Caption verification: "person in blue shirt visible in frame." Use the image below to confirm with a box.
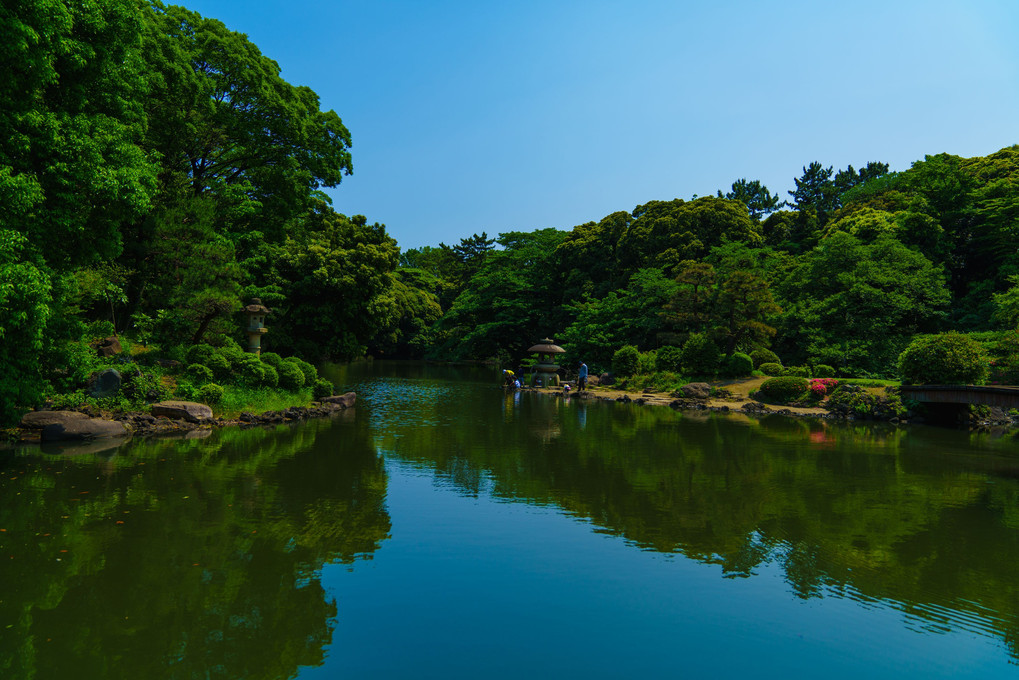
[578,362,588,391]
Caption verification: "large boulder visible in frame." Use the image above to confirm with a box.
[21,410,129,441]
[89,368,123,398]
[322,392,356,408]
[680,382,712,400]
[95,336,123,358]
[151,401,214,423]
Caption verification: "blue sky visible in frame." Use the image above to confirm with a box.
[181,0,1019,249]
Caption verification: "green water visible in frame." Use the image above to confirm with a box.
[3,362,1019,678]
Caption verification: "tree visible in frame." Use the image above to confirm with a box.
[778,232,950,374]
[720,178,781,220]
[992,275,1019,329]
[713,270,781,355]
[556,211,631,300]
[788,162,837,225]
[898,333,988,385]
[140,3,353,236]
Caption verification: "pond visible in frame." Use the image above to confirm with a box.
[2,361,1019,678]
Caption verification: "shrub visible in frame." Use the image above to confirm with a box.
[184,363,214,385]
[808,378,839,398]
[898,333,989,385]
[197,383,224,404]
[284,356,318,384]
[680,333,720,376]
[312,378,334,400]
[612,345,640,377]
[812,364,836,378]
[121,370,167,402]
[204,353,232,380]
[260,352,283,369]
[235,354,269,387]
[784,365,810,378]
[185,344,217,367]
[217,344,246,368]
[990,332,1019,384]
[637,350,657,375]
[750,348,780,368]
[724,352,753,377]
[759,362,784,376]
[277,361,306,391]
[759,376,809,403]
[655,345,683,372]
[259,364,279,388]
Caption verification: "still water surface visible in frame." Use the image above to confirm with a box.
[3,362,1019,678]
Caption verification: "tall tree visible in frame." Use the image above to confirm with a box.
[720,178,781,220]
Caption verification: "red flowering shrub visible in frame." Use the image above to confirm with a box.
[808,378,839,398]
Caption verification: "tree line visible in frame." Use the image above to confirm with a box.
[3,1,1019,425]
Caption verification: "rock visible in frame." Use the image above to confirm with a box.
[743,401,769,412]
[88,368,123,398]
[150,401,214,423]
[27,411,128,442]
[239,412,257,422]
[322,391,356,408]
[21,410,89,429]
[599,373,614,386]
[95,336,122,357]
[681,382,711,400]
[156,359,183,370]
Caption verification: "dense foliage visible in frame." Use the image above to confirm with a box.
[4,1,1019,424]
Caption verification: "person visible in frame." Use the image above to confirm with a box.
[503,369,515,387]
[578,361,588,391]
[513,378,521,389]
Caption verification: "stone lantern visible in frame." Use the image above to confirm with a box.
[527,338,566,387]
[244,298,270,354]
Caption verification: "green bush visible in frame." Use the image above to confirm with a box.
[680,333,720,376]
[217,344,246,368]
[259,364,279,388]
[750,348,781,368]
[655,345,683,372]
[121,370,167,403]
[991,332,1019,384]
[637,350,657,375]
[759,376,809,403]
[898,333,989,385]
[204,353,232,380]
[759,362,784,376]
[283,356,318,384]
[784,365,810,378]
[260,352,283,369]
[185,344,217,367]
[185,363,214,385]
[197,382,224,404]
[312,378,334,400]
[612,345,640,377]
[235,354,270,387]
[813,364,836,378]
[724,352,753,377]
[277,361,306,391]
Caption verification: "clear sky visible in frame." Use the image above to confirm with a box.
[180,0,1019,250]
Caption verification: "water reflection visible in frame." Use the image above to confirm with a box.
[328,362,1019,661]
[0,414,389,679]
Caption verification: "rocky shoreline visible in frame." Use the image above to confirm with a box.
[11,392,357,447]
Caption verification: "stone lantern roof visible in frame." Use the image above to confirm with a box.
[527,338,565,354]
[244,298,270,314]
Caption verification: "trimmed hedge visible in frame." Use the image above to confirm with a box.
[812,364,836,378]
[750,348,780,368]
[724,352,754,377]
[277,361,306,391]
[759,362,784,376]
[898,333,989,385]
[759,376,809,403]
[680,333,720,376]
[613,345,640,377]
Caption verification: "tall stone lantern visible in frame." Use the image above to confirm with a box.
[527,338,566,387]
[244,298,270,354]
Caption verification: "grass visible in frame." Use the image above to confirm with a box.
[215,386,314,418]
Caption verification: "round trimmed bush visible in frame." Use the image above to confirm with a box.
[312,378,334,400]
[283,356,318,384]
[277,361,306,391]
[184,363,214,385]
[260,352,283,369]
[204,353,231,379]
[185,344,217,366]
[197,383,224,404]
[812,364,836,378]
[655,345,683,372]
[750,348,781,368]
[724,352,753,377]
[784,365,809,378]
[235,355,268,386]
[259,364,279,388]
[898,333,989,385]
[680,333,720,376]
[759,362,784,376]
[217,344,246,368]
[612,345,640,377]
[760,376,809,403]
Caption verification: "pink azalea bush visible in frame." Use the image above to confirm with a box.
[808,378,839,398]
